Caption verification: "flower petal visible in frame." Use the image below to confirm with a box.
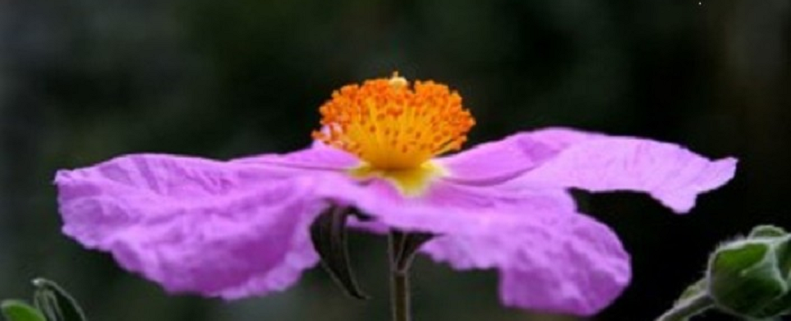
[436,133,558,184]
[439,127,735,212]
[423,211,630,316]
[233,141,358,171]
[436,127,611,184]
[315,172,577,234]
[55,154,323,299]
[496,217,630,315]
[313,173,628,315]
[513,130,737,212]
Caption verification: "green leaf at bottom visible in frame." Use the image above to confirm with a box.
[1,300,46,321]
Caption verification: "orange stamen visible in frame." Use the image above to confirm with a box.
[312,73,475,170]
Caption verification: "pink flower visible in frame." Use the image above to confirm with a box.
[55,74,736,316]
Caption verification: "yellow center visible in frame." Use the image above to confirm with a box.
[312,73,475,195]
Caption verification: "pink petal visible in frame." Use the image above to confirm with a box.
[314,173,576,234]
[436,127,607,184]
[497,217,630,316]
[55,154,323,299]
[436,133,558,184]
[515,131,737,212]
[313,173,628,315]
[423,211,630,316]
[233,141,358,170]
[441,127,736,213]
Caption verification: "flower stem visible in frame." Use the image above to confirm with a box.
[656,292,714,321]
[389,232,411,321]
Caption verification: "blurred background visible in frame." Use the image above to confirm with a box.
[0,0,789,320]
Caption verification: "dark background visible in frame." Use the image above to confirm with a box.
[1,0,789,320]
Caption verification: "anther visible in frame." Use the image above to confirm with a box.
[389,72,408,89]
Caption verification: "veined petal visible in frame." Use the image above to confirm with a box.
[436,128,603,184]
[496,217,630,316]
[55,154,323,298]
[423,211,630,316]
[316,172,577,234]
[233,141,359,171]
[313,174,628,315]
[513,129,737,213]
[436,133,557,184]
[441,127,736,212]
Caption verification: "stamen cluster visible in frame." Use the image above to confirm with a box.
[313,74,475,170]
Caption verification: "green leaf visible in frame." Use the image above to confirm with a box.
[1,300,46,321]
[31,279,87,321]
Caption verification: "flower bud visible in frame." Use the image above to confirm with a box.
[707,225,791,319]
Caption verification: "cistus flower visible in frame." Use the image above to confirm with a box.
[55,73,737,316]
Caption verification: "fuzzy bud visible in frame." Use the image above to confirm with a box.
[707,225,791,319]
